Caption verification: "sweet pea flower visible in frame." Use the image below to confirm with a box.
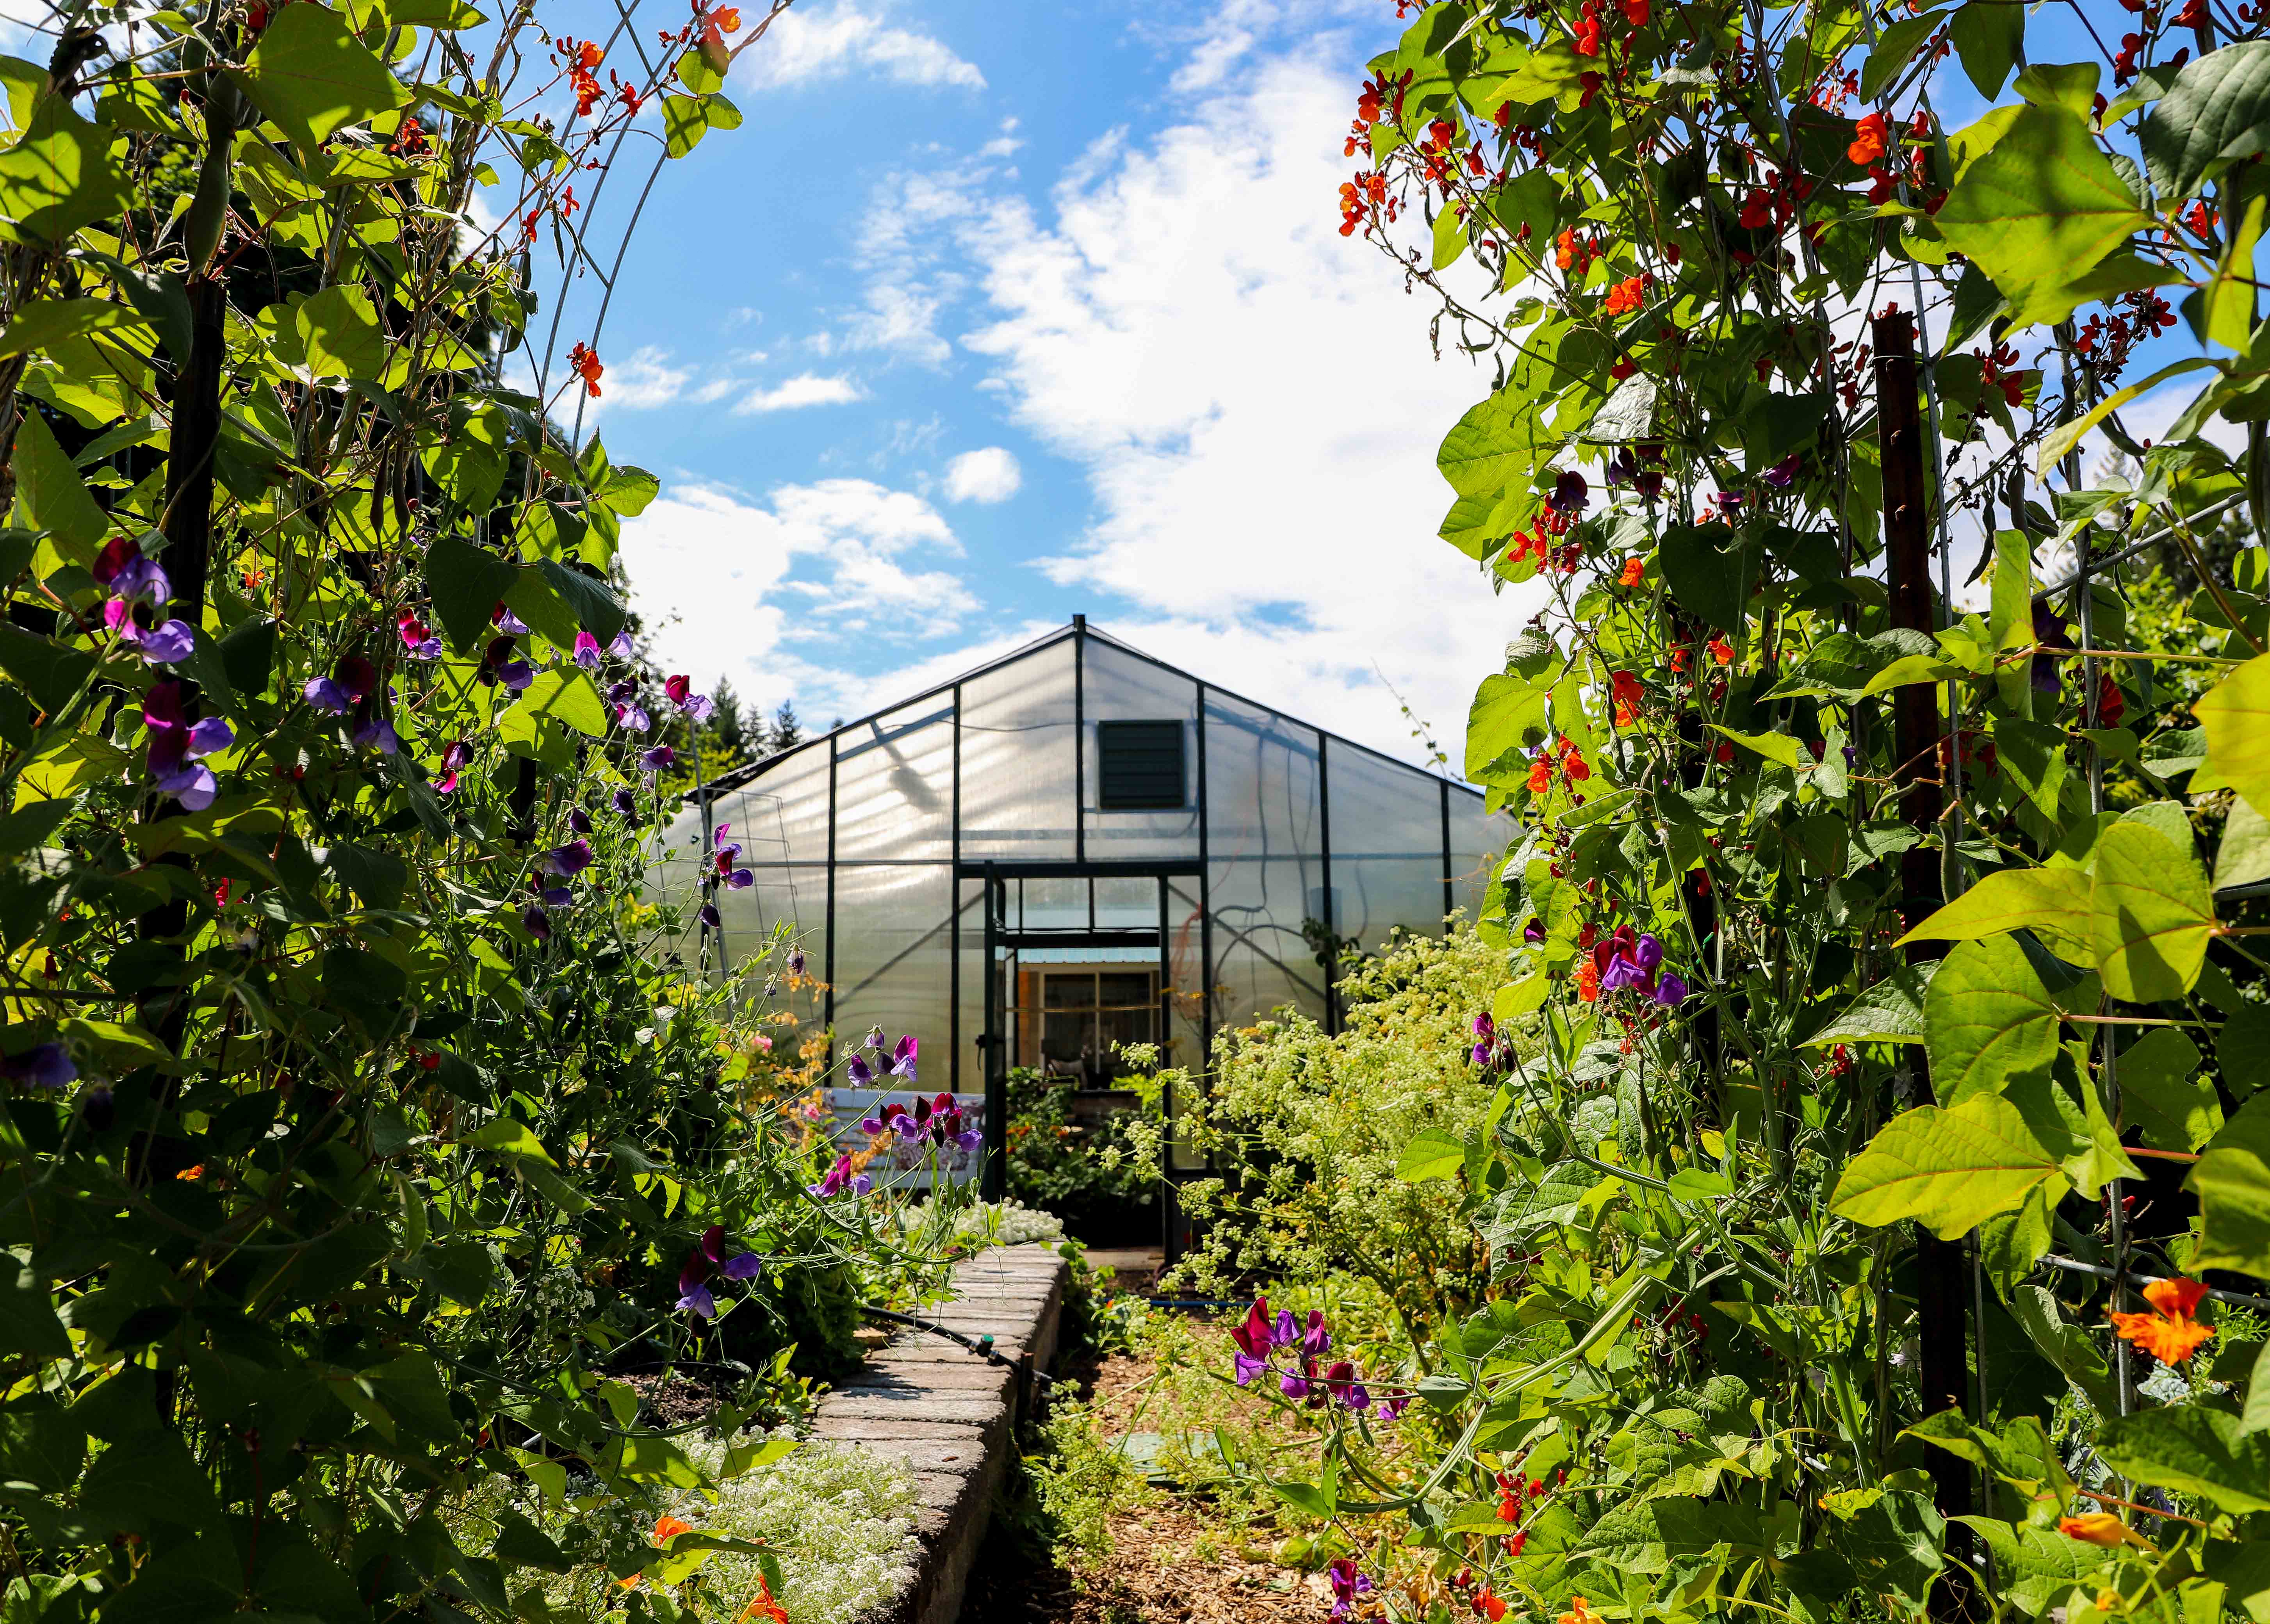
[888,1035,918,1083]
[1324,1360,1369,1410]
[809,1153,858,1198]
[725,869,753,889]
[541,885,573,908]
[1327,1560,1372,1620]
[397,610,442,659]
[1522,917,1546,945]
[846,1054,876,1086]
[352,717,400,755]
[1229,1297,1275,1386]
[1301,1310,1330,1358]
[573,630,602,670]
[336,656,378,702]
[436,739,472,795]
[618,703,652,733]
[1548,469,1589,514]
[676,1266,717,1320]
[788,948,807,976]
[1654,972,1690,1006]
[1,1043,75,1089]
[1761,451,1803,488]
[521,903,552,940]
[698,902,722,928]
[131,620,195,664]
[143,681,232,810]
[543,838,595,877]
[609,630,635,658]
[495,659,533,692]
[494,607,533,636]
[304,676,350,715]
[570,808,593,835]
[612,788,638,816]
[94,536,167,600]
[640,745,675,774]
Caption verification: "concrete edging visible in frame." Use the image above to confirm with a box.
[814,1242,1070,1624]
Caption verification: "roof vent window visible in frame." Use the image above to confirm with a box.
[1096,720,1186,810]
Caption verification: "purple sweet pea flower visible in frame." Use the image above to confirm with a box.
[1548,469,1589,514]
[495,659,533,693]
[809,1154,858,1198]
[609,630,635,658]
[335,656,378,703]
[698,902,722,928]
[570,808,593,835]
[1374,1393,1409,1422]
[495,608,532,636]
[606,679,638,705]
[1324,1361,1369,1411]
[133,620,195,664]
[1233,1348,1267,1387]
[2,1043,75,1089]
[713,823,734,848]
[860,1116,887,1136]
[846,1054,875,1087]
[541,885,573,908]
[1522,917,1546,945]
[1761,451,1802,488]
[682,694,714,723]
[1471,1042,1492,1067]
[853,1173,873,1195]
[188,717,232,755]
[1271,1309,1298,1349]
[640,745,675,774]
[436,739,472,795]
[955,1127,982,1151]
[573,630,602,670]
[1633,933,1664,973]
[1654,972,1690,1006]
[1604,447,1638,487]
[543,838,595,877]
[677,1280,716,1320]
[521,904,551,940]
[888,1035,918,1083]
[353,718,401,755]
[612,788,638,816]
[1327,1559,1373,1619]
[726,869,753,890]
[155,760,217,809]
[720,1251,761,1281]
[1279,1367,1311,1401]
[304,676,350,715]
[1301,1311,1330,1358]
[616,703,652,733]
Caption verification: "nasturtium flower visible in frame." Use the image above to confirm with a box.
[2059,1513,2154,1550]
[2110,1277,2214,1364]
[1,1043,75,1089]
[1617,557,1644,588]
[1560,1597,1604,1624]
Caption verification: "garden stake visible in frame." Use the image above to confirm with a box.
[1874,311,1974,1613]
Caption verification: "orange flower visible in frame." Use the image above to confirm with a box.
[1620,0,1648,21]
[1611,670,1644,724]
[175,1164,205,1181]
[1576,961,1600,1003]
[714,5,743,28]
[1669,645,1690,673]
[1479,1590,1509,1622]
[2058,1513,2155,1551]
[1617,557,1643,589]
[1848,110,1888,167]
[654,1515,693,1545]
[568,342,605,399]
[2109,1277,2214,1365]
[740,1577,789,1622]
[1707,635,1733,666]
[1560,1598,1604,1624]
[1527,757,1554,794]
[1604,275,1647,315]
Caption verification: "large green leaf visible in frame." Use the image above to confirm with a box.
[236,2,412,152]
[9,410,106,564]
[2191,1097,2270,1274]
[2116,1027,2222,1151]
[1949,0,2025,98]
[2199,651,2270,816]
[424,536,520,652]
[1657,524,1755,632]
[1437,387,1554,500]
[2009,1282,2118,1411]
[2142,41,2270,200]
[0,297,149,360]
[1897,866,2094,964]
[1803,962,1934,1047]
[2095,1406,2270,1514]
[2217,795,2270,892]
[1830,1093,2063,1238]
[1465,671,1549,780]
[1934,105,2150,316]
[1766,629,1937,701]
[0,98,128,244]
[1923,934,2072,1105]
[497,668,607,743]
[2089,822,2215,1003]
[294,285,386,381]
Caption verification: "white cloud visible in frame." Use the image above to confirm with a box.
[734,373,866,414]
[918,42,1531,764]
[739,1,984,91]
[943,446,1023,504]
[620,477,975,707]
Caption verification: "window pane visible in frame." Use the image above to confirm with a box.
[1043,974,1095,1010]
[829,863,952,1059]
[1098,972,1152,1007]
[1448,790,1515,922]
[961,637,1077,858]
[836,700,953,862]
[1083,637,1200,857]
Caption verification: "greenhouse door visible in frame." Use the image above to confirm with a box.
[964,860,1199,1202]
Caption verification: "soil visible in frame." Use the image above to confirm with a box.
[959,1340,1328,1624]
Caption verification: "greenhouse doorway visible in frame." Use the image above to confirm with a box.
[968,860,1199,1207]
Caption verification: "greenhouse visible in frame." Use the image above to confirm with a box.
[657,617,1509,1194]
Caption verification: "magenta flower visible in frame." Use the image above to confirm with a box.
[573,630,602,670]
[1327,1559,1372,1619]
[1323,1360,1369,1410]
[336,655,378,703]
[143,680,230,810]
[1229,1298,1274,1387]
[888,1035,918,1083]
[713,822,734,848]
[1522,917,1545,945]
[809,1153,857,1198]
[1301,1311,1330,1358]
[1,1043,74,1089]
[435,739,472,795]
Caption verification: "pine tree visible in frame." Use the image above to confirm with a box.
[709,678,749,761]
[766,701,803,755]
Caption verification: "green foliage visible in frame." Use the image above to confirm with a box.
[0,4,952,1619]
[1003,1068,1160,1244]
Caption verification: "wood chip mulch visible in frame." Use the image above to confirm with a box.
[960,1341,1331,1624]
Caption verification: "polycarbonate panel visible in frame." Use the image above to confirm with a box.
[1328,744,1454,947]
[835,699,953,862]
[1082,638,1201,858]
[960,638,1077,857]
[1448,790,1512,922]
[1203,692,1323,875]
[1206,857,1327,1030]
[708,865,823,976]
[685,739,832,873]
[829,863,953,1060]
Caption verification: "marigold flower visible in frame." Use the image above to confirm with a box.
[1848,110,1888,166]
[2058,1513,2155,1550]
[2109,1277,2213,1364]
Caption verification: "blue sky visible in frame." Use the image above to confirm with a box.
[521,0,1530,762]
